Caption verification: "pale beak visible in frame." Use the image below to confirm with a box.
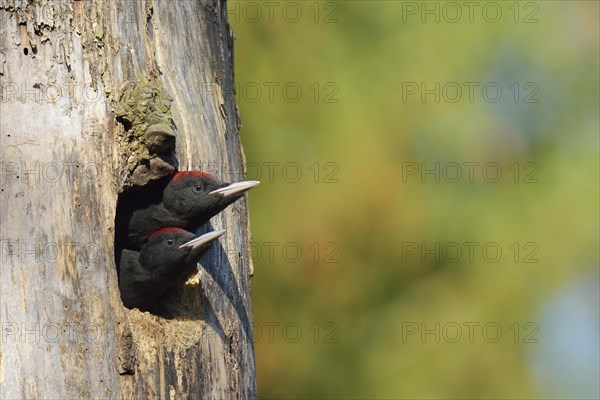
[179,229,226,249]
[209,180,260,197]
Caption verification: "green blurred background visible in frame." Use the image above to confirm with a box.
[227,1,599,398]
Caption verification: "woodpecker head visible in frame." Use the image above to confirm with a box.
[162,171,260,224]
[139,227,225,280]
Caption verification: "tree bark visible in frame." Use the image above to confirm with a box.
[0,0,256,398]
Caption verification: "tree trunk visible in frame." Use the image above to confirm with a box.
[0,0,256,398]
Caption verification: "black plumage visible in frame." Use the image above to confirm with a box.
[115,171,259,250]
[118,228,224,311]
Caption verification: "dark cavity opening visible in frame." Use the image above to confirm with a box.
[116,116,133,132]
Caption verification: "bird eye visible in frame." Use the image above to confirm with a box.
[164,238,175,247]
[193,184,203,193]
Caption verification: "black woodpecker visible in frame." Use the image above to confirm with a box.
[117,171,259,250]
[118,228,225,311]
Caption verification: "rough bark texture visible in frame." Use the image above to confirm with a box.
[0,0,256,398]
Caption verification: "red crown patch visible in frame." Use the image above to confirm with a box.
[172,171,216,181]
[149,227,190,240]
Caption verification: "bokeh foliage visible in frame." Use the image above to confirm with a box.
[228,1,599,398]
